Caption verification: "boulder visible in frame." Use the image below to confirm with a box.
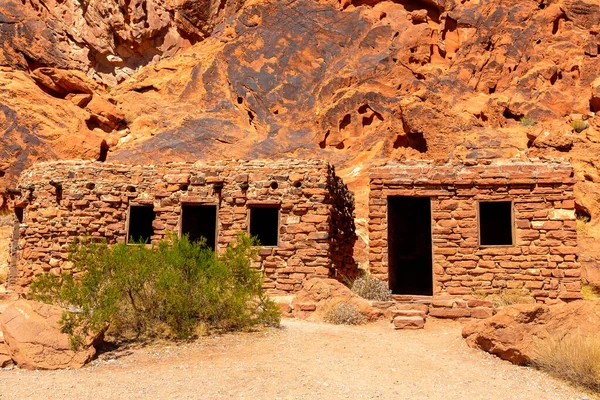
[0,299,104,370]
[85,96,125,130]
[0,331,12,368]
[292,278,384,322]
[462,300,600,365]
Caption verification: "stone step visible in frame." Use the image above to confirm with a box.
[393,315,425,330]
[392,294,433,304]
[390,309,427,319]
[384,302,429,319]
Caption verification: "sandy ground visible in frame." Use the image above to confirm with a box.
[0,319,590,400]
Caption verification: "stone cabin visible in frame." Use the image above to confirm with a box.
[8,160,356,294]
[369,158,582,318]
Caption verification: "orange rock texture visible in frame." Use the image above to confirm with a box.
[1,0,600,272]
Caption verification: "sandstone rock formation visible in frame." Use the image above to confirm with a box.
[462,300,600,365]
[0,0,245,85]
[0,331,12,368]
[1,0,600,273]
[292,278,384,321]
[0,299,103,370]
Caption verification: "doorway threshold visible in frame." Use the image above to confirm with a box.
[391,294,433,304]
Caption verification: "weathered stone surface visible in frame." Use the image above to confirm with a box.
[1,0,600,284]
[10,160,357,295]
[292,278,384,321]
[462,300,600,365]
[369,159,580,304]
[0,331,13,368]
[0,299,103,370]
[0,0,244,85]
[393,315,424,330]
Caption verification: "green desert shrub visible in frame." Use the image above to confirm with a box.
[31,233,280,347]
[571,120,589,133]
[351,273,392,301]
[520,117,536,127]
[534,332,600,393]
[324,303,366,325]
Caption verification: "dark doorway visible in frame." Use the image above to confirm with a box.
[128,206,155,244]
[181,205,217,250]
[388,196,433,295]
[479,201,513,246]
[249,206,279,246]
[14,207,23,223]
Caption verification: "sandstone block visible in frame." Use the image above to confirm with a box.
[393,316,425,329]
[429,308,471,319]
[0,300,105,370]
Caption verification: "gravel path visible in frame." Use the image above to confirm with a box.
[0,319,590,400]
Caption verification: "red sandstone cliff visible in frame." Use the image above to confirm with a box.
[1,0,600,275]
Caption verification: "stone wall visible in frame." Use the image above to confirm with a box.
[10,159,357,294]
[369,158,582,317]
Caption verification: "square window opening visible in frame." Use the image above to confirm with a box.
[181,205,217,250]
[128,205,156,244]
[249,206,279,247]
[479,201,513,246]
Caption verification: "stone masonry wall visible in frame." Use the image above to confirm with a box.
[11,159,356,295]
[369,158,581,318]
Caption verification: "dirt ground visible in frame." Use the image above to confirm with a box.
[0,319,590,400]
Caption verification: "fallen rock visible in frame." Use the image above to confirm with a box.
[0,299,104,370]
[292,278,383,322]
[31,68,99,96]
[531,131,574,151]
[85,96,125,130]
[462,300,600,365]
[0,331,12,368]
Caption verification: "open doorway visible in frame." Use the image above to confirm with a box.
[181,205,217,250]
[387,196,433,295]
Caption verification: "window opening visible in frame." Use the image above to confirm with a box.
[479,201,513,246]
[128,206,156,244]
[249,206,279,246]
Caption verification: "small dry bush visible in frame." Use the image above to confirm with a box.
[0,268,7,285]
[324,303,366,325]
[582,283,600,301]
[351,273,392,301]
[577,214,591,236]
[0,209,12,227]
[534,332,600,393]
[476,289,536,308]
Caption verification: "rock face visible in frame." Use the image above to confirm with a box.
[292,278,384,321]
[0,299,102,370]
[462,300,600,365]
[1,0,600,273]
[0,0,245,85]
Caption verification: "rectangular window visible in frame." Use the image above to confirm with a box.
[249,206,279,247]
[181,205,217,250]
[128,205,156,244]
[479,201,513,246]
